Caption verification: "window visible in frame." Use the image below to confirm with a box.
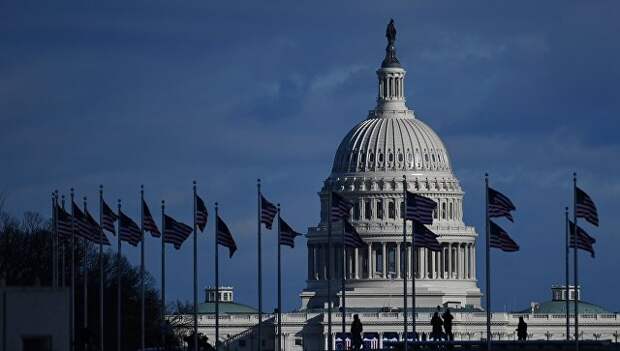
[449,202,453,219]
[378,153,384,163]
[400,201,404,219]
[442,203,446,219]
[365,200,372,219]
[388,246,396,275]
[388,201,396,219]
[353,202,360,220]
[377,200,384,219]
[376,249,383,273]
[398,153,403,162]
[389,152,394,162]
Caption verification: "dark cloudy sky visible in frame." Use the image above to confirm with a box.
[2,1,619,313]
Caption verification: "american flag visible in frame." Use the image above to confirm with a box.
[101,199,117,234]
[575,187,599,227]
[119,210,142,247]
[331,192,353,221]
[569,220,596,258]
[278,216,301,248]
[405,192,436,225]
[85,208,110,246]
[261,195,277,230]
[343,220,365,248]
[163,215,193,250]
[216,215,237,257]
[56,204,73,239]
[489,220,519,252]
[488,187,516,222]
[142,199,160,237]
[412,221,442,251]
[195,194,208,232]
[72,202,97,242]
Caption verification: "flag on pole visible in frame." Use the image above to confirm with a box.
[85,208,110,246]
[575,187,599,227]
[343,220,365,248]
[261,195,277,230]
[142,199,161,237]
[569,220,596,257]
[278,216,301,248]
[119,210,142,247]
[405,192,437,224]
[487,188,516,222]
[216,215,237,257]
[57,204,73,239]
[163,215,193,250]
[412,221,442,251]
[489,220,519,252]
[102,200,118,234]
[195,194,208,232]
[331,192,353,220]
[72,202,98,242]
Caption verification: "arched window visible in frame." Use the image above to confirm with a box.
[449,202,453,219]
[398,152,403,162]
[388,151,394,162]
[388,201,396,219]
[442,202,446,219]
[377,199,384,219]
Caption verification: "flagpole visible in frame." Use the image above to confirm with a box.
[117,199,122,351]
[257,179,263,351]
[277,204,282,351]
[485,174,491,350]
[99,186,105,351]
[573,173,579,351]
[193,181,198,351]
[564,206,570,342]
[54,190,60,288]
[52,192,57,288]
[327,184,333,351]
[140,185,145,351]
[70,188,76,351]
[402,176,408,351]
[215,202,220,351]
[410,204,416,340]
[62,195,67,289]
[161,200,166,350]
[83,196,89,339]
[340,217,346,341]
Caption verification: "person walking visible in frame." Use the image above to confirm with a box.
[430,311,444,341]
[517,316,528,341]
[442,308,454,341]
[351,314,363,350]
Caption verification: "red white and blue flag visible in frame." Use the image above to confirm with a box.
[216,215,237,257]
[261,195,277,230]
[488,188,516,222]
[163,215,193,250]
[575,187,599,227]
[405,192,436,224]
[489,220,519,252]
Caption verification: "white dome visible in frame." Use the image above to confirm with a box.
[331,111,451,175]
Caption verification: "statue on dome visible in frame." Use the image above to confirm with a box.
[386,18,397,45]
[382,19,400,67]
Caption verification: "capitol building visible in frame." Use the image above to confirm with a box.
[179,23,620,350]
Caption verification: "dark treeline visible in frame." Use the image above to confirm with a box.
[0,202,191,350]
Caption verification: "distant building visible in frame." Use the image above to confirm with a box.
[172,22,620,350]
[0,287,70,351]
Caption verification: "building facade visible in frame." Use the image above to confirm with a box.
[178,23,620,350]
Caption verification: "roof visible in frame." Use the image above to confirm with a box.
[197,302,258,314]
[516,300,610,314]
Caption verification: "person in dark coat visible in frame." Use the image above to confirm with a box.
[517,316,528,341]
[351,314,363,350]
[430,312,444,341]
[442,308,454,341]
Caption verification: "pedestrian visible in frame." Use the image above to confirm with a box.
[442,308,454,341]
[517,316,528,341]
[430,312,443,341]
[351,314,363,350]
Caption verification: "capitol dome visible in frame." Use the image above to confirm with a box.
[301,20,481,311]
[331,113,452,175]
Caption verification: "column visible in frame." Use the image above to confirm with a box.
[430,251,436,279]
[472,245,476,278]
[420,248,426,279]
[369,243,374,279]
[407,245,412,279]
[348,248,353,279]
[448,244,452,279]
[382,243,387,279]
[354,248,359,279]
[396,242,401,279]
[462,244,466,279]
[465,244,469,279]
[313,246,318,280]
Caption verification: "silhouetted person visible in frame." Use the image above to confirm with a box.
[431,312,444,341]
[517,317,528,341]
[351,314,363,350]
[442,308,454,341]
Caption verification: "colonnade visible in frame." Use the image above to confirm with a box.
[308,241,475,281]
